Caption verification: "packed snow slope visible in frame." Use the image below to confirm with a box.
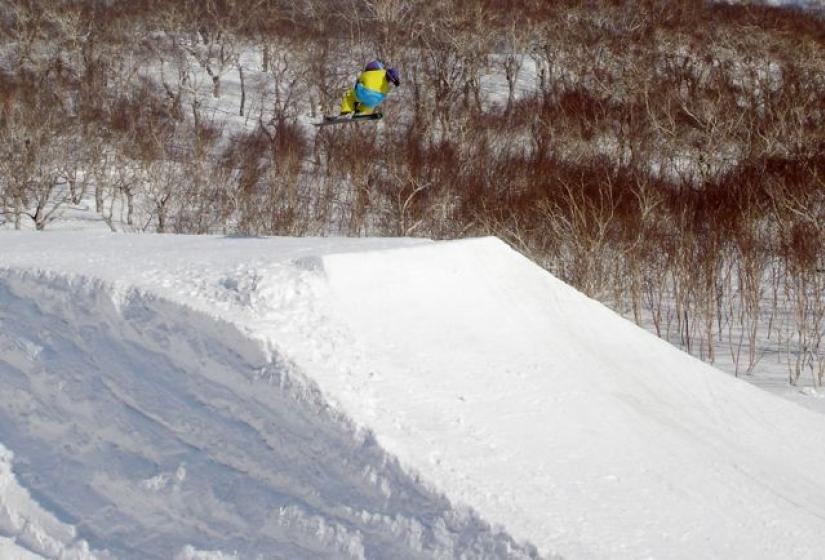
[3,232,825,559]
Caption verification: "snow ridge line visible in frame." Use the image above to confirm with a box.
[0,267,546,560]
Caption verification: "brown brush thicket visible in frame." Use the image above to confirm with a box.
[1,0,824,382]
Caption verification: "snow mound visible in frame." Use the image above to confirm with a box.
[0,256,538,558]
[2,232,825,559]
[312,237,825,559]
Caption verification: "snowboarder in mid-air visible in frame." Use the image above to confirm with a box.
[317,60,400,126]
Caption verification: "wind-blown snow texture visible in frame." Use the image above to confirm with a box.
[3,231,825,559]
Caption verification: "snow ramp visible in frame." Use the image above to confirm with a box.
[314,237,825,559]
[2,232,825,560]
[0,233,540,560]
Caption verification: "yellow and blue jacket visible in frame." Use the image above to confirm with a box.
[341,69,392,113]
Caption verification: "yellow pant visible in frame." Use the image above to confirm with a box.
[340,88,375,115]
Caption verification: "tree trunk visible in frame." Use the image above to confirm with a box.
[238,63,245,116]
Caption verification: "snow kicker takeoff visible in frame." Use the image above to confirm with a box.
[316,59,400,126]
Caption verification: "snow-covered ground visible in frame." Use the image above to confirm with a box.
[4,231,825,559]
[2,29,825,558]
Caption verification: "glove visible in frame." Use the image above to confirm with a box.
[387,67,400,87]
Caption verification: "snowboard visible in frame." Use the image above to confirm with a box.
[314,112,383,127]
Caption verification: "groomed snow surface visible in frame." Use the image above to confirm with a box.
[2,232,825,559]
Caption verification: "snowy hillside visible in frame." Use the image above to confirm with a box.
[3,232,825,559]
